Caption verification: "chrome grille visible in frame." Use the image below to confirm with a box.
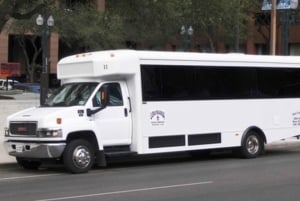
[9,122,37,136]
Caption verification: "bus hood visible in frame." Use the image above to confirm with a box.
[7,106,86,128]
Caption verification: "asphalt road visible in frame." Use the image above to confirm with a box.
[0,144,300,201]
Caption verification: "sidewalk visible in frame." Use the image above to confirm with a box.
[0,93,40,165]
[0,92,40,100]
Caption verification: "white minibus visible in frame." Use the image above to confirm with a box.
[4,50,300,173]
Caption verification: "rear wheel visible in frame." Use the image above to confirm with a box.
[63,139,95,173]
[16,157,42,170]
[240,131,264,158]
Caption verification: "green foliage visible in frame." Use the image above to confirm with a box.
[0,0,52,32]
[0,0,261,82]
[106,0,258,51]
[1,0,261,55]
[1,0,260,52]
[183,0,257,52]
[3,1,54,82]
[3,1,123,82]
[54,3,124,52]
[106,0,186,49]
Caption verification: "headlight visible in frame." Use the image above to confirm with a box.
[37,129,62,138]
[4,127,9,137]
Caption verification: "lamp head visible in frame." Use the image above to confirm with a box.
[36,14,44,26]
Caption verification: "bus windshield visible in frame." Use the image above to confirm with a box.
[44,82,98,107]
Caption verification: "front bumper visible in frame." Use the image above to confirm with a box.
[4,141,66,158]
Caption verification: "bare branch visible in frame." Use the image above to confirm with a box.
[11,3,45,19]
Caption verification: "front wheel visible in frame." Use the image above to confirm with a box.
[240,131,264,158]
[63,139,95,173]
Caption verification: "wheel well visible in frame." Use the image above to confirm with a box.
[66,131,99,150]
[243,126,267,144]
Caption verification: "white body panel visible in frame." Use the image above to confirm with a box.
[140,99,300,153]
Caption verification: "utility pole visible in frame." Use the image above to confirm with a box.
[36,14,54,105]
[270,0,277,55]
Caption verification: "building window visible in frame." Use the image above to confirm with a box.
[255,44,269,55]
[290,44,300,55]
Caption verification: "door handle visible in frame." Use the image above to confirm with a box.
[124,108,128,117]
[128,97,132,112]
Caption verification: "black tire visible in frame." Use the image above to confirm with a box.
[16,157,42,170]
[240,131,264,158]
[63,139,95,173]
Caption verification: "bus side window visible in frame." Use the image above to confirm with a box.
[107,83,123,106]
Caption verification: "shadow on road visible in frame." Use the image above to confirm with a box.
[1,145,299,174]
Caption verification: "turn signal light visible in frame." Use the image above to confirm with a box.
[56,118,62,124]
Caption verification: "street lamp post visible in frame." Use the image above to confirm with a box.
[279,9,296,55]
[262,0,298,55]
[180,25,193,51]
[36,14,54,105]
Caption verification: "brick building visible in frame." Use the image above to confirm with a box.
[0,0,105,80]
[246,7,300,55]
[1,0,300,81]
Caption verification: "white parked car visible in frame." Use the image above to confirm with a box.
[0,79,19,90]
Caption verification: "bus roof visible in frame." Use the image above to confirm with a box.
[57,50,300,80]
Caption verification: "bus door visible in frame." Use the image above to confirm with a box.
[92,82,132,146]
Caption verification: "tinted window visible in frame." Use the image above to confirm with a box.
[92,83,123,107]
[141,65,300,101]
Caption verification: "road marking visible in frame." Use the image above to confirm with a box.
[36,181,213,201]
[0,174,63,181]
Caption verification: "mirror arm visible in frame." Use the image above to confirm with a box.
[86,107,105,117]
[87,84,110,117]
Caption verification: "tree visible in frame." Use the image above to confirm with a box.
[0,0,56,82]
[106,0,258,52]
[2,0,263,84]
[8,21,42,82]
[54,2,124,54]
[3,0,58,82]
[106,0,185,50]
[0,0,51,33]
[4,0,123,82]
[186,0,257,52]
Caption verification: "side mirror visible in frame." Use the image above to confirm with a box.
[86,108,93,117]
[87,85,110,117]
[100,85,109,108]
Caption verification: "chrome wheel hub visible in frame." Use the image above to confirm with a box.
[246,135,259,154]
[72,145,91,169]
